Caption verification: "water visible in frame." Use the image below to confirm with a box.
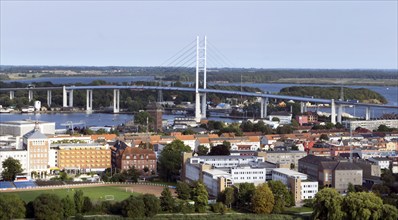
[0,113,133,129]
[0,112,239,129]
[220,83,398,118]
[1,77,397,124]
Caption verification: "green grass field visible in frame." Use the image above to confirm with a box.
[4,186,139,202]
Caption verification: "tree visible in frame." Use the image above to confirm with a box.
[237,182,256,211]
[211,202,227,214]
[61,195,75,218]
[208,144,230,155]
[268,180,292,213]
[382,204,398,220]
[82,196,93,213]
[377,124,391,132]
[312,188,345,220]
[196,145,209,156]
[121,196,145,218]
[176,181,192,200]
[134,111,153,125]
[158,140,191,182]
[320,134,329,141]
[1,157,23,181]
[33,194,63,220]
[142,194,160,217]
[193,182,209,213]
[182,129,195,135]
[371,184,390,196]
[343,192,383,220]
[347,182,356,194]
[74,190,84,213]
[223,187,235,208]
[251,183,274,214]
[160,187,175,212]
[276,125,294,134]
[272,117,280,122]
[0,194,26,219]
[124,166,140,182]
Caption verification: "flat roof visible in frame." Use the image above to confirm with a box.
[272,168,308,177]
[0,120,54,125]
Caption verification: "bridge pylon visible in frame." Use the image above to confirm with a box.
[195,36,207,122]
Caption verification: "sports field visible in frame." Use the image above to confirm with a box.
[3,185,159,202]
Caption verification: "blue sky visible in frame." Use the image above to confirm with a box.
[1,1,397,69]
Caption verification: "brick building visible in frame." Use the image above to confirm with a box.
[112,141,157,175]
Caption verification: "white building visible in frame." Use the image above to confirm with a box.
[344,119,398,131]
[0,120,55,137]
[268,112,293,125]
[183,154,275,196]
[230,166,267,184]
[189,155,264,168]
[0,150,29,174]
[368,157,391,170]
[272,168,318,203]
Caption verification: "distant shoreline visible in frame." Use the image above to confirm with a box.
[3,76,397,87]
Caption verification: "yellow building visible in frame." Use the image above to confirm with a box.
[56,143,111,172]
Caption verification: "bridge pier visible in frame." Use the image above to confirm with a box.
[69,90,74,107]
[365,107,370,120]
[28,90,33,102]
[63,86,74,107]
[337,104,343,124]
[86,90,93,112]
[63,86,67,107]
[300,102,304,114]
[113,89,120,113]
[201,93,207,118]
[47,90,52,107]
[331,99,336,124]
[260,97,269,119]
[9,91,14,100]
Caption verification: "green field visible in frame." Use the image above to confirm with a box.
[4,186,139,202]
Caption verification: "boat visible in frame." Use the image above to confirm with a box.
[0,107,14,113]
[21,106,35,113]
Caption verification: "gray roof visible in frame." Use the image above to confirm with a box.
[335,161,362,170]
[23,130,48,139]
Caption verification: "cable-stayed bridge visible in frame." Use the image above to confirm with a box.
[1,36,397,124]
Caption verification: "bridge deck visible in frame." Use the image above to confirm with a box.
[0,85,397,109]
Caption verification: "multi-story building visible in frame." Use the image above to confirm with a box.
[182,153,276,196]
[0,149,28,174]
[344,119,398,131]
[299,155,363,193]
[56,143,111,172]
[118,147,157,174]
[295,112,318,125]
[272,168,318,204]
[264,151,307,168]
[111,141,156,175]
[23,128,51,178]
